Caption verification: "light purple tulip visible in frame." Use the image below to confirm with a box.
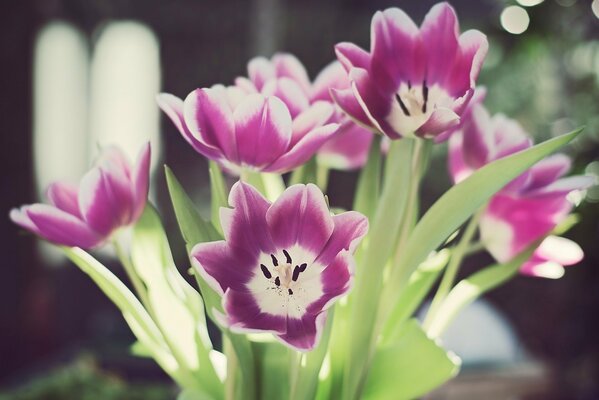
[192,181,368,351]
[449,104,594,278]
[10,143,151,249]
[332,2,488,140]
[157,84,339,175]
[238,54,375,170]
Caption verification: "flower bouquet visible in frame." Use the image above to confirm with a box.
[11,3,595,399]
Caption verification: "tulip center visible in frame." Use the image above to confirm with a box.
[260,249,308,296]
[395,80,430,118]
[387,80,450,136]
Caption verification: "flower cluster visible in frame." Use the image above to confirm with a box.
[8,2,596,398]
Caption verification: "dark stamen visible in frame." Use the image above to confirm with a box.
[422,80,429,113]
[270,254,278,267]
[407,80,412,89]
[274,276,281,286]
[299,263,307,272]
[292,266,300,282]
[395,94,411,116]
[283,249,292,264]
[260,264,272,279]
[288,288,294,295]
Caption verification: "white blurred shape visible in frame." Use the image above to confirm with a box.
[34,22,89,197]
[500,6,530,35]
[33,22,89,265]
[517,0,544,6]
[593,0,599,19]
[89,21,161,171]
[421,299,522,365]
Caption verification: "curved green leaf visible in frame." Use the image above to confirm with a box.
[362,319,460,400]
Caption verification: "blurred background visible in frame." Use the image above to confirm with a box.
[1,0,598,399]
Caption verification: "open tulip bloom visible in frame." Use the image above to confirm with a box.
[10,2,597,399]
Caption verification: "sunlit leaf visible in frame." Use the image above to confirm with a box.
[362,319,460,400]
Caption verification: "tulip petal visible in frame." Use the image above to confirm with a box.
[277,312,327,351]
[157,93,224,160]
[446,29,488,97]
[317,121,374,170]
[223,289,287,334]
[234,95,292,168]
[266,184,334,256]
[310,61,349,103]
[335,42,371,72]
[370,8,423,92]
[24,204,101,248]
[330,87,374,131]
[248,56,275,91]
[527,154,571,189]
[262,77,310,118]
[272,53,311,94]
[536,235,584,266]
[264,122,339,173]
[421,2,460,86]
[131,142,151,221]
[307,252,354,312]
[78,167,130,236]
[192,241,256,295]
[220,181,275,255]
[183,88,239,163]
[46,182,81,218]
[315,211,369,267]
[415,107,460,138]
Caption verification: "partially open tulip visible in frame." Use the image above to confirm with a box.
[237,54,374,170]
[449,104,594,278]
[332,2,488,140]
[157,86,339,175]
[10,143,151,249]
[192,182,368,350]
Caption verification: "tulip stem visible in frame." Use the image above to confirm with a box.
[113,238,150,310]
[422,208,483,331]
[224,337,238,400]
[316,164,330,192]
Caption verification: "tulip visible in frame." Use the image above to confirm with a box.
[10,143,151,248]
[332,2,488,140]
[192,181,368,350]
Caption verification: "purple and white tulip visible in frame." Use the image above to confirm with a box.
[237,54,374,170]
[192,182,368,350]
[332,2,488,140]
[10,143,151,249]
[449,105,594,278]
[157,84,339,175]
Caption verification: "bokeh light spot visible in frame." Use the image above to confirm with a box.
[500,6,530,35]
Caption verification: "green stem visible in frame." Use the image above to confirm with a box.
[316,163,330,192]
[224,337,237,400]
[112,236,150,309]
[464,241,485,257]
[422,208,483,331]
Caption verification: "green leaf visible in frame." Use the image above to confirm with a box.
[177,389,215,400]
[61,247,191,385]
[290,309,336,400]
[166,165,222,244]
[343,138,415,397]
[390,128,583,293]
[209,161,228,234]
[165,165,223,318]
[131,206,222,397]
[353,136,382,222]
[362,319,460,400]
[382,249,450,344]
[166,165,257,400]
[252,342,291,400]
